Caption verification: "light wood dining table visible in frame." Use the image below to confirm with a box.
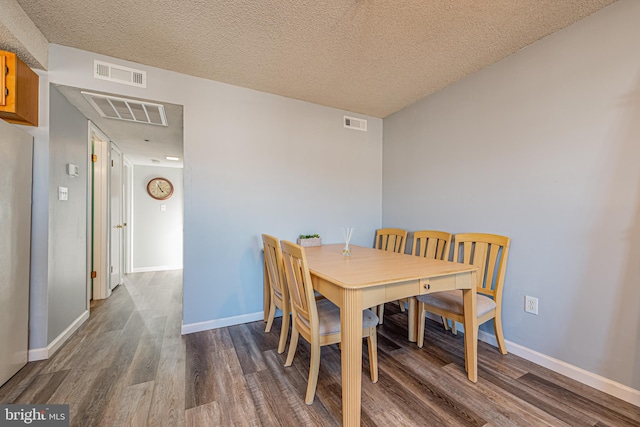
[302,243,479,426]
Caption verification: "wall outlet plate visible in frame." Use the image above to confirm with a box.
[525,295,538,315]
[58,186,68,201]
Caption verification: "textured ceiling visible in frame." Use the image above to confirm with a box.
[18,0,615,118]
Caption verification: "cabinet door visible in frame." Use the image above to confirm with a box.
[0,50,39,126]
[0,54,6,107]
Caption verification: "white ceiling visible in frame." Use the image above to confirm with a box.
[15,0,615,118]
[4,1,617,166]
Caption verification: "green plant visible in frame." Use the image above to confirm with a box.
[299,234,320,239]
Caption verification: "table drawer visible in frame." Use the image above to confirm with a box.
[420,272,473,294]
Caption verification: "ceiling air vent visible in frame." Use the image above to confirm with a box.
[81,91,168,126]
[344,116,367,131]
[94,60,146,88]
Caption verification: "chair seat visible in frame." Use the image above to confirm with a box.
[299,299,378,336]
[416,290,496,318]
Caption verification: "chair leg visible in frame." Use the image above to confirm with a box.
[305,341,321,404]
[398,299,406,312]
[441,316,450,331]
[377,303,385,325]
[285,325,299,367]
[265,299,276,333]
[451,321,457,335]
[464,335,468,372]
[367,329,378,383]
[493,315,507,355]
[417,303,426,348]
[277,310,290,354]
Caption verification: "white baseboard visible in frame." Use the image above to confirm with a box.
[27,347,48,362]
[131,265,183,273]
[450,322,640,407]
[181,311,264,335]
[28,310,90,361]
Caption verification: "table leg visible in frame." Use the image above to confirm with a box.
[462,284,478,383]
[407,296,417,342]
[341,288,363,427]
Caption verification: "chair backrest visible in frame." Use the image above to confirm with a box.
[411,230,452,261]
[374,228,408,254]
[280,240,318,336]
[452,233,510,301]
[262,234,288,299]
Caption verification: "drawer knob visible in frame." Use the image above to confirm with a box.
[424,283,430,290]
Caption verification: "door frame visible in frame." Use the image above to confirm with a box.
[123,157,133,274]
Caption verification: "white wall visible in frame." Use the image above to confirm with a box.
[383,0,640,390]
[133,165,183,271]
[36,43,382,331]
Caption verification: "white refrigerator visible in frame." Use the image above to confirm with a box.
[0,118,32,386]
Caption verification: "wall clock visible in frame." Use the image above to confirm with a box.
[147,177,174,200]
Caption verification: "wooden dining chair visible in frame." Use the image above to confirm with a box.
[373,228,408,323]
[262,234,290,354]
[411,230,454,331]
[280,240,379,404]
[416,233,511,355]
[411,230,451,260]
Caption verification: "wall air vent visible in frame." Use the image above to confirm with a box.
[344,116,367,131]
[81,91,168,126]
[94,60,146,88]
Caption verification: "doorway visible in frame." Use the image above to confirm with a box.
[55,84,183,304]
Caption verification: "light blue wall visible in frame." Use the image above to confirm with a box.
[38,44,382,329]
[47,86,88,343]
[382,0,640,389]
[133,165,183,271]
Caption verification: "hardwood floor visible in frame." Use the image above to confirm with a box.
[1,271,638,426]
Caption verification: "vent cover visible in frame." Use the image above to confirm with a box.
[82,91,168,126]
[344,116,367,131]
[94,60,146,88]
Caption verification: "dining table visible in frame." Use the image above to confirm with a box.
[264,243,479,426]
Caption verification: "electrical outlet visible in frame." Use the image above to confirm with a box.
[525,295,538,315]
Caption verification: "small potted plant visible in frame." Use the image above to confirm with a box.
[297,234,322,247]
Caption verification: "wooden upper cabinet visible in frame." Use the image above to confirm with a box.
[0,50,39,127]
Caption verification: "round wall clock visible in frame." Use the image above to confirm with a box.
[147,177,174,200]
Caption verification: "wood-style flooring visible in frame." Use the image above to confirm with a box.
[1,271,638,426]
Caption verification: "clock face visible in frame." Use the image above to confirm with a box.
[147,177,174,200]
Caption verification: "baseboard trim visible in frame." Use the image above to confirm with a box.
[27,347,48,362]
[487,332,639,407]
[181,311,264,335]
[28,310,90,362]
[450,322,640,407]
[131,266,183,273]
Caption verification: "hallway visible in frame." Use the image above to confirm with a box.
[0,271,184,426]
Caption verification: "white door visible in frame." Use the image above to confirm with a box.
[0,119,32,386]
[110,144,124,290]
[90,124,110,300]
